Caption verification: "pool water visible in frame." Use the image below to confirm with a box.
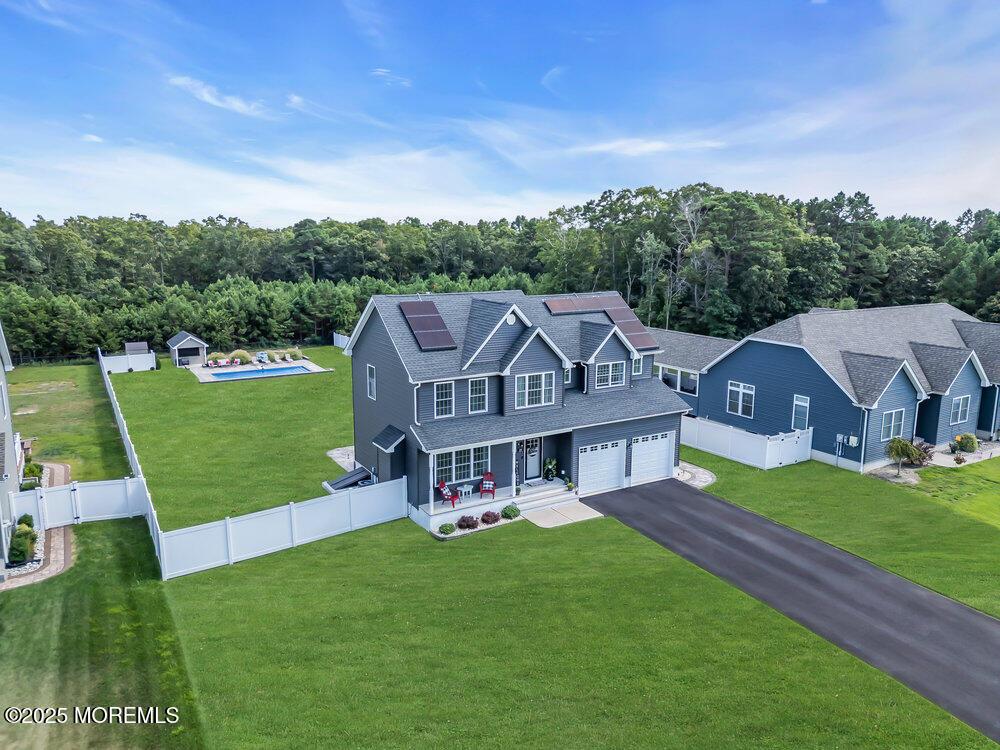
[210,365,310,381]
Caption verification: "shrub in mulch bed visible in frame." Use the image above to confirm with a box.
[8,516,38,565]
[501,505,520,520]
[457,515,479,530]
[438,522,456,536]
[480,511,501,525]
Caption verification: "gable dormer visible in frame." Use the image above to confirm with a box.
[461,299,532,370]
[580,321,642,392]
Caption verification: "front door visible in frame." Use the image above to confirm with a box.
[524,437,542,479]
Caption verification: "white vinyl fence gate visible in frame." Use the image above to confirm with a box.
[681,416,812,469]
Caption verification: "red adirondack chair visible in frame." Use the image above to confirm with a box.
[480,471,496,499]
[436,480,459,508]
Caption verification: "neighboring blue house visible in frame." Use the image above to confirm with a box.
[344,291,689,528]
[646,328,737,412]
[669,304,998,473]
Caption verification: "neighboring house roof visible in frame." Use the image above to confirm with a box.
[166,331,208,349]
[411,378,689,451]
[734,303,991,406]
[841,352,908,407]
[646,328,737,372]
[351,290,659,383]
[371,425,406,453]
[954,320,1000,383]
[124,341,150,354]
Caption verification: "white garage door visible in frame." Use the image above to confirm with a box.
[630,431,676,485]
[577,440,626,496]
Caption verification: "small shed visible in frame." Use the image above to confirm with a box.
[125,341,150,355]
[167,331,209,366]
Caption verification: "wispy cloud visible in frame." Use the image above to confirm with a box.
[0,0,77,29]
[80,133,104,142]
[167,76,269,118]
[285,92,393,129]
[369,68,411,87]
[342,0,385,47]
[540,65,566,95]
[572,137,726,157]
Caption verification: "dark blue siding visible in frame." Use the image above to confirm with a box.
[979,385,999,436]
[571,413,681,483]
[417,375,502,422]
[700,341,864,463]
[587,335,634,392]
[864,368,919,465]
[351,309,415,489]
[503,336,564,414]
[916,359,982,445]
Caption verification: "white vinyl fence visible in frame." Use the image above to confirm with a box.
[332,331,351,349]
[158,478,407,579]
[681,416,812,469]
[88,349,407,580]
[98,348,157,374]
[10,478,151,531]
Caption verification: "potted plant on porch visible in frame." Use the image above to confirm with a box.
[543,457,557,481]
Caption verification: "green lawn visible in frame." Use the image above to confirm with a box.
[0,520,203,749]
[164,518,988,749]
[682,448,1000,618]
[6,362,130,482]
[914,457,1000,529]
[112,347,353,531]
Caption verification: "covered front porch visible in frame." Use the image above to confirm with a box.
[415,432,575,525]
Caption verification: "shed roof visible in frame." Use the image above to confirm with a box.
[167,331,208,349]
[372,425,406,453]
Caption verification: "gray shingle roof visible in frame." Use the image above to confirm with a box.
[167,331,207,349]
[841,352,906,406]
[909,342,973,393]
[368,290,655,382]
[124,341,150,354]
[460,298,512,365]
[579,321,614,362]
[746,303,987,405]
[647,328,737,371]
[955,320,1000,383]
[498,326,539,371]
[371,425,406,452]
[410,377,689,451]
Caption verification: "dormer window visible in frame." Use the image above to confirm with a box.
[596,361,625,388]
[632,356,643,376]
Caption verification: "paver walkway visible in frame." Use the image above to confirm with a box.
[0,526,74,591]
[586,479,1000,742]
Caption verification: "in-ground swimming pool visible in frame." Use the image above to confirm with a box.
[210,365,311,381]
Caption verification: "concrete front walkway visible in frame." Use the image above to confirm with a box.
[929,440,999,467]
[523,500,603,528]
[586,479,1000,743]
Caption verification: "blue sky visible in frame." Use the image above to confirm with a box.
[1,0,999,225]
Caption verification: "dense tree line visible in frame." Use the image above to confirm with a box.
[1,184,999,358]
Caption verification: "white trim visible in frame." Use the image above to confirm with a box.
[434,381,455,419]
[374,432,405,453]
[366,364,377,401]
[563,367,572,385]
[595,361,625,389]
[871,360,928,406]
[412,384,420,426]
[632,356,643,376]
[514,371,555,409]
[500,327,572,374]
[416,407,690,454]
[409,424,428,452]
[727,380,755,419]
[656,363,699,397]
[949,393,971,425]
[585,326,640,364]
[791,394,810,431]
[703,338,863,406]
[468,376,489,414]
[941,351,990,394]
[992,384,1000,436]
[342,298,416,384]
[433,444,491,485]
[880,408,905,441]
[461,304,532,370]
[168,334,207,351]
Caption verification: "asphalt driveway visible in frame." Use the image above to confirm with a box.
[585,479,1000,742]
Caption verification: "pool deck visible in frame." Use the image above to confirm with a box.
[187,359,328,383]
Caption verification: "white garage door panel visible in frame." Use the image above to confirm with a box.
[578,440,625,495]
[630,431,676,485]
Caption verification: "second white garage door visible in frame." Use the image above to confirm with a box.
[577,440,625,495]
[630,431,676,485]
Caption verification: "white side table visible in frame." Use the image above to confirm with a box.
[457,484,473,500]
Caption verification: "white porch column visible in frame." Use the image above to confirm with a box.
[428,452,435,514]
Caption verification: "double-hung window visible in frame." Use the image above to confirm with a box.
[366,364,377,400]
[468,377,488,414]
[563,368,572,385]
[881,408,905,441]
[434,445,491,484]
[515,372,555,408]
[632,356,643,376]
[596,361,625,388]
[434,381,454,418]
[950,394,971,425]
[791,394,810,431]
[659,365,699,396]
[727,381,754,418]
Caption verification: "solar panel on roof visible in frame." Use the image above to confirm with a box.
[399,299,457,351]
[617,319,647,335]
[605,307,637,323]
[544,298,580,314]
[625,332,659,350]
[574,297,609,312]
